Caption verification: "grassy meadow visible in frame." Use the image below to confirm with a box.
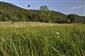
[0,22,85,56]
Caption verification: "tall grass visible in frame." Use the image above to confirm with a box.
[0,23,85,56]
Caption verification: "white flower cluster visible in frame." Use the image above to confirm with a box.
[56,32,60,38]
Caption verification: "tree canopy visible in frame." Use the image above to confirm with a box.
[40,5,49,11]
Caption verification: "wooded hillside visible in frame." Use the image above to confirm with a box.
[0,2,85,23]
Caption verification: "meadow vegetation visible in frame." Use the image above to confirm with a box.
[0,22,85,56]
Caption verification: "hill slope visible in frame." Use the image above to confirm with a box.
[0,2,67,22]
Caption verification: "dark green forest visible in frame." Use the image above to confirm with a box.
[0,2,85,23]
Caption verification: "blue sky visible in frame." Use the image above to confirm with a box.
[0,0,85,16]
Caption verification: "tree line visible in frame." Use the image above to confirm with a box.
[0,10,85,23]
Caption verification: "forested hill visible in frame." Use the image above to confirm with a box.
[0,2,85,23]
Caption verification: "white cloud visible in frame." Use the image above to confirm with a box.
[66,5,84,11]
[64,5,85,16]
[0,0,4,1]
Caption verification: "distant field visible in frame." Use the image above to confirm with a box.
[0,22,85,56]
[0,22,57,27]
[0,22,83,27]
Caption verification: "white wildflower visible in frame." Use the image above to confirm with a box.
[56,32,60,38]
[56,32,60,35]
